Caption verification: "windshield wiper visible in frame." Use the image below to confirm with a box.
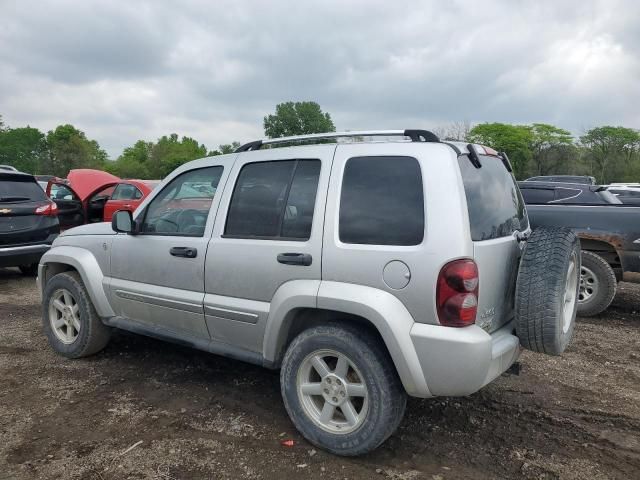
[0,196,31,202]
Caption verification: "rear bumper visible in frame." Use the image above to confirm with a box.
[410,321,521,397]
[0,243,52,267]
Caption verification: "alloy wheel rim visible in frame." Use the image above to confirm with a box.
[562,254,578,333]
[49,288,81,344]
[296,349,369,434]
[579,266,599,303]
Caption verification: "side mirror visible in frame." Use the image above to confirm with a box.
[112,210,135,234]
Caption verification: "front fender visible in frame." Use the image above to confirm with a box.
[39,246,115,318]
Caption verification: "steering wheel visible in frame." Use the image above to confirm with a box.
[176,209,202,233]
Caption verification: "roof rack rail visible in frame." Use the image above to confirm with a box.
[234,129,440,152]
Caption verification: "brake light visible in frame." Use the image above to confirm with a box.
[35,202,58,216]
[482,145,498,155]
[436,259,479,327]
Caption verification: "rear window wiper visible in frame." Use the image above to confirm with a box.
[0,196,32,202]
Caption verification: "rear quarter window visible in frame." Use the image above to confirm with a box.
[458,155,527,241]
[339,156,424,245]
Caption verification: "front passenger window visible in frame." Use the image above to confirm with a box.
[141,167,223,236]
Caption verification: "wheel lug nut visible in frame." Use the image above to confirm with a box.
[324,388,329,394]
[326,378,332,384]
[336,379,341,386]
[340,391,345,397]
[332,397,338,403]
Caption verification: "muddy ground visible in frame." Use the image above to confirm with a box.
[0,269,638,480]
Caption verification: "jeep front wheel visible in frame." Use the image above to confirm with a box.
[42,271,111,358]
[280,324,406,456]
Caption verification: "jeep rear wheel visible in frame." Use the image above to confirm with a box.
[280,324,406,456]
[515,227,580,355]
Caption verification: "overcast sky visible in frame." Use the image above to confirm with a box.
[1,0,638,157]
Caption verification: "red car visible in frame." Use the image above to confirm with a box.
[103,179,160,221]
[47,169,159,229]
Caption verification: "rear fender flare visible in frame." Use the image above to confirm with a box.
[263,280,430,397]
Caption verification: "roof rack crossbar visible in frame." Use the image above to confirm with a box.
[235,129,440,153]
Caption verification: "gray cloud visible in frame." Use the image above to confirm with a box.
[0,0,638,157]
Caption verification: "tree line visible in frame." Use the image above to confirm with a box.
[438,121,640,182]
[1,103,638,183]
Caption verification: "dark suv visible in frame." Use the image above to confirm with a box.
[524,175,596,185]
[0,171,60,274]
[518,181,621,205]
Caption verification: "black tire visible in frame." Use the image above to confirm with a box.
[280,324,406,456]
[577,251,617,317]
[19,263,38,276]
[515,227,580,355]
[42,271,111,358]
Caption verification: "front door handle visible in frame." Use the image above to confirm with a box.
[170,246,198,258]
[277,252,312,266]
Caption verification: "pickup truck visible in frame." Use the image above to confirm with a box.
[526,203,640,316]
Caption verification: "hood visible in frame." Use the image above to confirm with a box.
[67,169,120,201]
[58,222,116,238]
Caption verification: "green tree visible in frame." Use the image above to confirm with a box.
[264,101,335,138]
[0,126,47,173]
[467,123,534,178]
[529,123,574,176]
[45,124,108,176]
[148,134,208,178]
[209,141,240,156]
[579,126,640,183]
[106,140,153,178]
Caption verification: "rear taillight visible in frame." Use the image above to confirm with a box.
[436,259,479,327]
[35,202,58,216]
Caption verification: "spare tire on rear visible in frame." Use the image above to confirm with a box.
[515,227,580,355]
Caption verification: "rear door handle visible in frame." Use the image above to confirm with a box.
[277,252,312,266]
[170,247,198,258]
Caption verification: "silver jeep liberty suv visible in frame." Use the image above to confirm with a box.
[38,130,580,455]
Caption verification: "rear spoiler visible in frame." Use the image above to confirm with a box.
[465,144,513,172]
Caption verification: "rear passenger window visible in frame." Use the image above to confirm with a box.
[112,184,140,200]
[520,188,554,204]
[339,156,424,245]
[225,160,321,240]
[554,188,581,202]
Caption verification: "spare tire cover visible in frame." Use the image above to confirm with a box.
[515,227,580,355]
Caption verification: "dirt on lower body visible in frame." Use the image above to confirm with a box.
[0,269,638,480]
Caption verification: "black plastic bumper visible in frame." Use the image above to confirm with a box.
[0,244,51,268]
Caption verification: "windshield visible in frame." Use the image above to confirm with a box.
[458,155,528,241]
[0,175,49,202]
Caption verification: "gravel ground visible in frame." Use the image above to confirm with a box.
[0,268,638,480]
